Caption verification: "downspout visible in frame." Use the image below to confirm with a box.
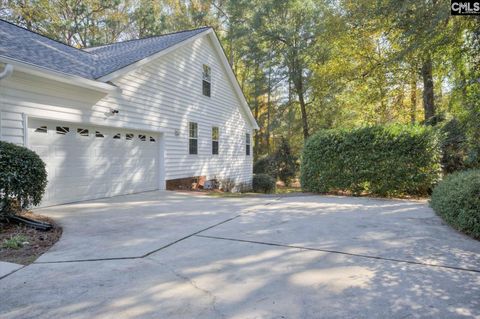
[0,64,14,81]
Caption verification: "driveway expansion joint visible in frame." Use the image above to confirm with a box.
[195,234,480,274]
[20,198,285,268]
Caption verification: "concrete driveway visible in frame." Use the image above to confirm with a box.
[1,191,479,319]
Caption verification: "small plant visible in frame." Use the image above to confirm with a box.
[220,178,236,192]
[2,235,28,250]
[236,182,252,193]
[253,174,276,193]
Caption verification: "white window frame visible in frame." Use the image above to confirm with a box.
[202,64,211,97]
[189,122,198,155]
[212,126,219,155]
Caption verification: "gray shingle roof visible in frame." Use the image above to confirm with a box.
[0,19,210,80]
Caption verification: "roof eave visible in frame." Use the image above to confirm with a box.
[0,56,119,93]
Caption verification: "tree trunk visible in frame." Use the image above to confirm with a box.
[266,66,272,154]
[410,74,417,124]
[299,92,309,141]
[253,63,260,160]
[421,56,435,121]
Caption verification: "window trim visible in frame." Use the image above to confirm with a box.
[189,122,198,155]
[212,126,219,155]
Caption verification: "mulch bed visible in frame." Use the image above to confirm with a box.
[0,212,62,265]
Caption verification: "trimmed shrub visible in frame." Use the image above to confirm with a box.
[253,174,276,194]
[0,141,47,215]
[431,170,480,239]
[301,125,442,196]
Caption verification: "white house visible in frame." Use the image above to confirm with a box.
[0,19,258,207]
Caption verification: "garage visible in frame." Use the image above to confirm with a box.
[28,118,160,207]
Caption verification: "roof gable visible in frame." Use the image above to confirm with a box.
[0,19,208,79]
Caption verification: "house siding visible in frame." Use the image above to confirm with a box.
[0,34,254,187]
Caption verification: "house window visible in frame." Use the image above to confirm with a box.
[202,64,211,97]
[212,126,219,155]
[189,122,198,155]
[246,133,251,156]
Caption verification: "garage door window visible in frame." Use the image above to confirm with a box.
[113,133,121,139]
[139,134,146,141]
[77,128,89,137]
[56,126,69,135]
[126,133,134,140]
[95,131,104,138]
[35,126,47,133]
[149,136,156,142]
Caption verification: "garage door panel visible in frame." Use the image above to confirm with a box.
[28,119,160,206]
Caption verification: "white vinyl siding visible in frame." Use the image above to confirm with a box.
[0,33,254,189]
[0,111,25,145]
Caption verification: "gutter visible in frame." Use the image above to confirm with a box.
[0,56,120,93]
[0,63,13,80]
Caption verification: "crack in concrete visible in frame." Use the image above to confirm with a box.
[153,260,226,319]
[195,234,480,274]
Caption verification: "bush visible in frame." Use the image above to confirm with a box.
[273,137,297,186]
[301,125,442,197]
[219,178,236,192]
[437,118,468,173]
[254,137,298,186]
[253,155,276,177]
[430,170,480,239]
[0,141,47,216]
[253,174,276,193]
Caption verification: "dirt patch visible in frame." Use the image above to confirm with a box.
[0,212,62,265]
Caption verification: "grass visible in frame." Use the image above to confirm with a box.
[2,235,28,250]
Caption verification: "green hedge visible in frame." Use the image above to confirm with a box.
[431,170,480,239]
[0,141,47,214]
[301,125,442,196]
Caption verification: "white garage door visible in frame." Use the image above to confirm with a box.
[28,119,160,207]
